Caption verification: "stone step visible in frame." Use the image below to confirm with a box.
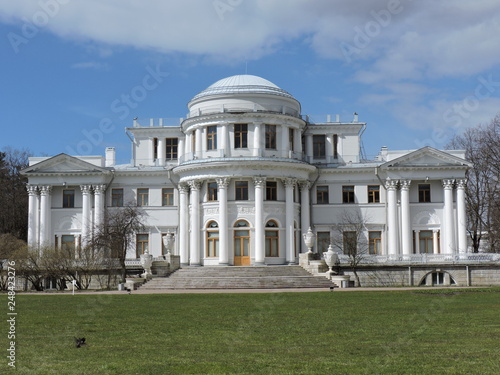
[139,265,335,290]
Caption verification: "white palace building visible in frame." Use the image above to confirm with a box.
[22,75,500,286]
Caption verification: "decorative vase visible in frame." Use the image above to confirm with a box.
[303,227,316,253]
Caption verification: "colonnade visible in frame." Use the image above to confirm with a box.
[26,184,106,249]
[177,177,311,266]
[385,178,467,255]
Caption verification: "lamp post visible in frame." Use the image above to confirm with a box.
[303,227,316,254]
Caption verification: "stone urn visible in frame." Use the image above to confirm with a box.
[323,244,339,276]
[162,232,175,256]
[303,227,316,253]
[140,251,153,280]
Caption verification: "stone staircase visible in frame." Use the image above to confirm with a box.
[139,265,336,290]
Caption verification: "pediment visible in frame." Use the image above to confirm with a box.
[381,147,471,169]
[22,154,110,175]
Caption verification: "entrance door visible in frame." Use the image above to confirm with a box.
[234,229,250,266]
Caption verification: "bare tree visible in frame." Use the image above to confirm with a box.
[89,204,146,283]
[331,210,370,287]
[448,115,500,253]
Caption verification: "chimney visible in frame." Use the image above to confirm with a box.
[105,147,116,167]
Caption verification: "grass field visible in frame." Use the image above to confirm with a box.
[1,289,499,374]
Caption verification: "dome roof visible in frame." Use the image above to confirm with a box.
[190,74,296,102]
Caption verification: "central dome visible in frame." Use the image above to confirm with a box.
[190,74,295,102]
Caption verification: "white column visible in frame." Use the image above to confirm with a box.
[433,229,440,254]
[281,125,289,157]
[443,179,455,254]
[414,230,420,254]
[386,179,398,256]
[253,123,262,156]
[149,138,155,165]
[456,179,467,253]
[294,128,302,156]
[283,178,297,263]
[81,185,92,248]
[186,132,192,154]
[306,134,313,161]
[217,178,230,265]
[27,185,38,248]
[93,184,106,229]
[253,177,266,265]
[400,180,412,256]
[221,124,228,157]
[299,181,311,253]
[157,138,166,166]
[188,180,202,265]
[326,134,333,161]
[178,137,185,163]
[39,185,52,248]
[178,183,189,265]
[195,128,202,158]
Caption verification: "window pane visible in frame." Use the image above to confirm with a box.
[313,135,326,158]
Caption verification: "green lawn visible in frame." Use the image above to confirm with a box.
[2,289,499,374]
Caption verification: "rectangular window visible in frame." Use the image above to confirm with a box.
[316,186,329,204]
[343,231,357,256]
[153,137,158,160]
[343,185,355,203]
[62,190,75,208]
[162,188,174,206]
[265,124,277,149]
[235,181,249,200]
[289,128,294,152]
[111,188,124,207]
[266,181,277,201]
[61,235,75,254]
[207,230,219,257]
[313,135,326,158]
[207,126,217,150]
[333,134,338,159]
[419,230,433,254]
[368,185,380,203]
[207,182,218,201]
[136,234,149,257]
[234,124,248,148]
[369,231,381,254]
[166,138,178,160]
[265,230,279,257]
[317,232,330,254]
[419,184,431,203]
[137,188,149,206]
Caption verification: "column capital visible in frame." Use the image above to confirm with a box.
[27,185,38,195]
[281,177,297,188]
[298,180,311,191]
[253,177,266,187]
[39,185,52,195]
[400,180,411,190]
[187,180,202,191]
[93,184,106,193]
[385,178,398,190]
[432,229,440,233]
[178,183,190,193]
[456,179,467,189]
[216,177,230,188]
[442,179,455,189]
[80,185,92,194]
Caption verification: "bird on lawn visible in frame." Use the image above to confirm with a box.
[74,337,86,348]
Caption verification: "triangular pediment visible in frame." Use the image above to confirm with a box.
[381,147,471,170]
[22,154,110,175]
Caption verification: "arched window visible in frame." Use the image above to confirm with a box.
[234,220,250,265]
[265,220,279,257]
[206,221,219,258]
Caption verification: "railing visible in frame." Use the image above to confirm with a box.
[336,253,500,265]
[178,148,305,164]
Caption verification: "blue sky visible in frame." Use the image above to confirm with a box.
[1,0,500,164]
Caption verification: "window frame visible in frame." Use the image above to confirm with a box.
[207,182,218,202]
[165,138,178,160]
[136,233,149,257]
[343,231,357,256]
[313,134,326,159]
[137,188,149,207]
[266,181,277,201]
[62,189,75,208]
[206,221,219,258]
[111,188,124,207]
[235,181,249,200]
[418,184,431,203]
[265,124,277,149]
[234,124,248,149]
[207,126,217,150]
[162,188,174,206]
[316,185,329,204]
[368,231,382,255]
[342,185,355,204]
[265,221,279,257]
[367,185,380,203]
